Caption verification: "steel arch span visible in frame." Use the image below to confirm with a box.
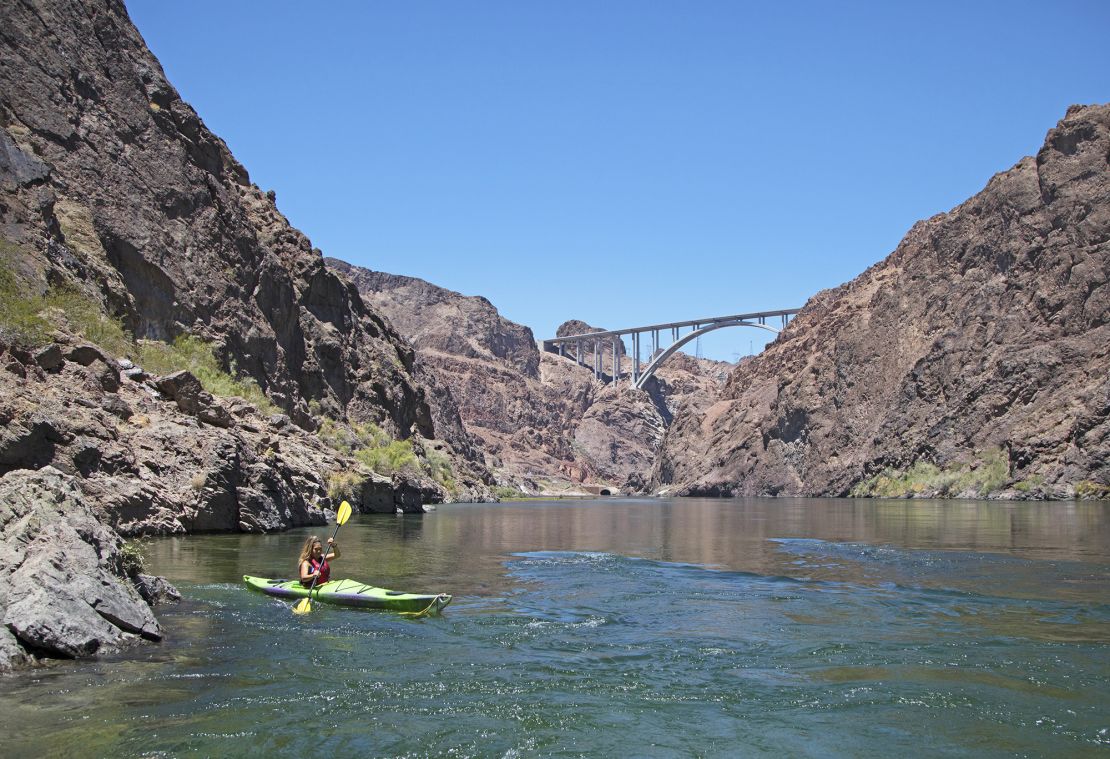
[631,319,782,390]
[542,308,799,390]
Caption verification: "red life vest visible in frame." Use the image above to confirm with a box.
[303,556,329,587]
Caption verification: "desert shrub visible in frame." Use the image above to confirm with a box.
[1075,480,1110,500]
[327,469,367,502]
[1013,475,1045,493]
[318,419,420,477]
[2,240,140,353]
[119,541,146,576]
[852,448,1011,498]
[318,418,389,454]
[138,334,278,413]
[0,251,50,347]
[424,447,456,493]
[493,485,523,500]
[44,285,133,357]
[355,439,418,476]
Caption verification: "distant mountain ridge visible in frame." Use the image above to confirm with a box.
[327,259,731,493]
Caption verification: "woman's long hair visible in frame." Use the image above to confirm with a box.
[298,535,321,568]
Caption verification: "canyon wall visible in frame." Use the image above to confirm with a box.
[656,104,1109,500]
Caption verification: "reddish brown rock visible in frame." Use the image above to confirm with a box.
[328,266,729,493]
[655,104,1110,499]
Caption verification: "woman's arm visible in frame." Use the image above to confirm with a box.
[299,560,315,583]
[325,538,340,561]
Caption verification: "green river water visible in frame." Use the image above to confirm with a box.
[1,497,1107,757]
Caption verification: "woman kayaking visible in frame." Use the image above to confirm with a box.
[298,535,340,588]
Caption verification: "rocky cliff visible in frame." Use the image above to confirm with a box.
[0,0,492,514]
[328,260,730,493]
[655,104,1110,500]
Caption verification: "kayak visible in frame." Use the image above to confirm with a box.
[243,575,451,616]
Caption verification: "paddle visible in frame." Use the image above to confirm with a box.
[293,500,352,615]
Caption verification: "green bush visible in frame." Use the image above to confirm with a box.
[318,418,425,478]
[355,439,418,476]
[493,485,523,500]
[327,470,367,502]
[852,448,1011,498]
[138,334,278,414]
[119,541,146,576]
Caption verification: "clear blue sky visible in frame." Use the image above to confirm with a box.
[125,1,1108,362]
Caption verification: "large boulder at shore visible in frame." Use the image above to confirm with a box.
[0,467,176,671]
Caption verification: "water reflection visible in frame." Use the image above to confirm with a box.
[145,497,1110,603]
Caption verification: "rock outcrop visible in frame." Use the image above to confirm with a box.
[655,104,1110,499]
[0,337,440,532]
[0,466,174,671]
[0,0,491,504]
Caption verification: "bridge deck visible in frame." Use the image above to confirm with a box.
[544,308,800,344]
[542,307,801,390]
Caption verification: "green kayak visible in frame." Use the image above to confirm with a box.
[243,575,451,616]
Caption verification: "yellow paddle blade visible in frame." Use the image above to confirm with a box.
[292,597,312,615]
[337,500,352,525]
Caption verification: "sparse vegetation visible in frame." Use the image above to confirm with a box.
[0,247,51,347]
[2,247,280,415]
[119,541,146,576]
[45,284,133,357]
[1075,480,1110,500]
[318,418,417,476]
[318,416,455,487]
[327,469,367,502]
[424,447,457,494]
[493,485,523,500]
[851,448,1011,498]
[2,241,134,353]
[355,439,418,476]
[137,334,278,414]
[318,418,390,454]
[1013,475,1046,493]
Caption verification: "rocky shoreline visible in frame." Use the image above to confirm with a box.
[0,466,179,672]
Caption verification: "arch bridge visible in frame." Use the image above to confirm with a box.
[543,309,800,390]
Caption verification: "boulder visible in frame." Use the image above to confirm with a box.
[34,344,64,372]
[0,467,176,669]
[156,370,233,428]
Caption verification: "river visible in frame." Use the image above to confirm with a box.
[2,498,1107,757]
